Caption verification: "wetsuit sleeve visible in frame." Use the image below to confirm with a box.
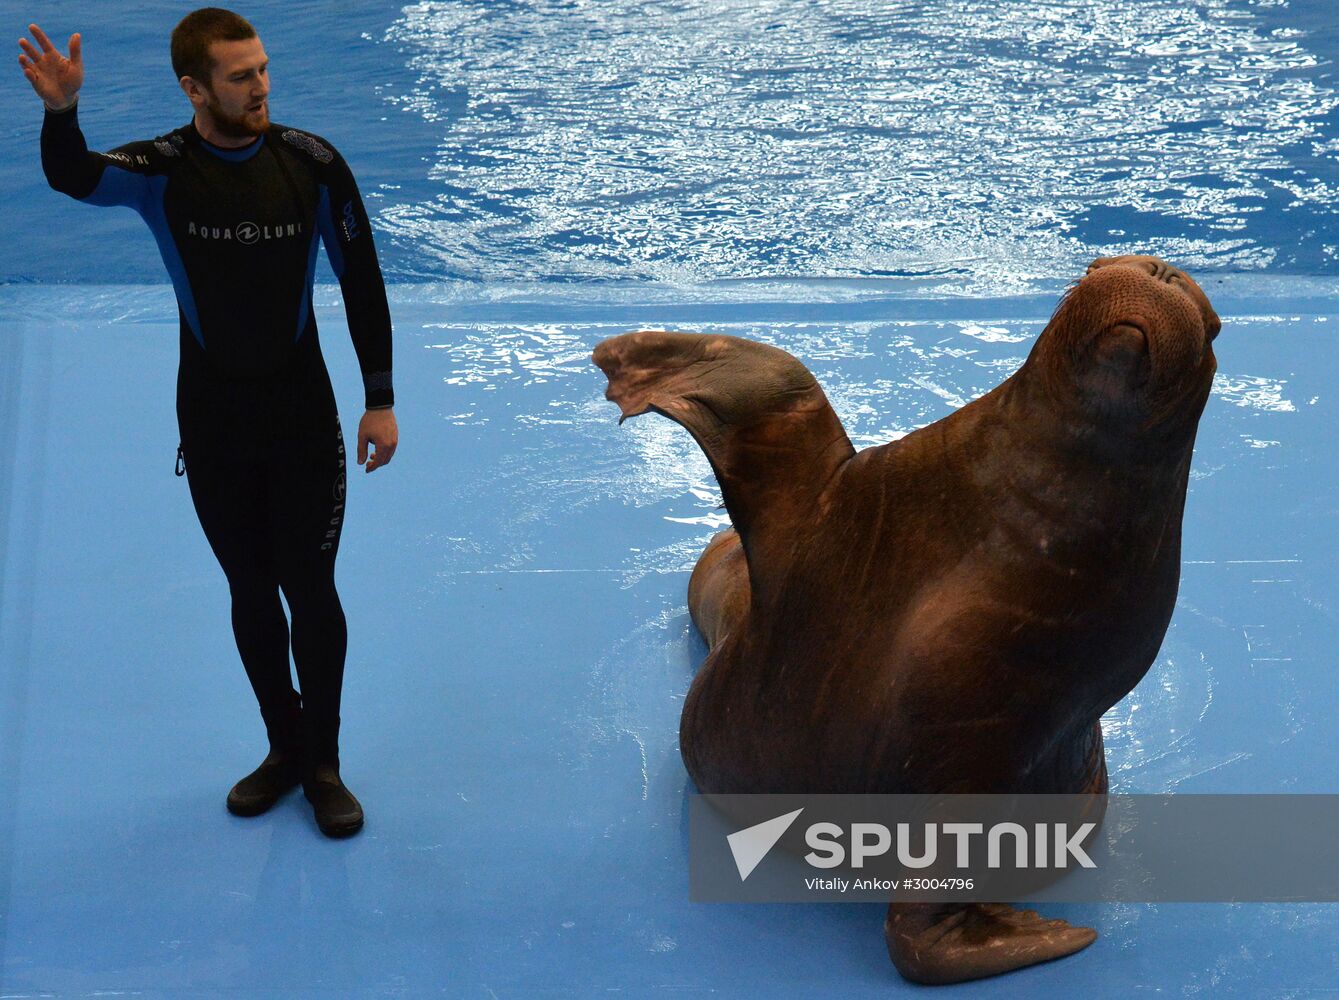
[316,150,394,410]
[40,102,151,212]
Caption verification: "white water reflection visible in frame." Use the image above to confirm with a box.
[422,315,1305,578]
[378,0,1338,289]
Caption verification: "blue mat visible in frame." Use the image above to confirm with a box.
[1,283,1337,996]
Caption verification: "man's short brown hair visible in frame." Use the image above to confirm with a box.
[171,8,257,84]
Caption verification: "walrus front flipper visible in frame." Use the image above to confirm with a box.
[885,902,1097,984]
[687,529,749,647]
[593,331,855,591]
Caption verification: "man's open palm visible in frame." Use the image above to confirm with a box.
[18,24,82,110]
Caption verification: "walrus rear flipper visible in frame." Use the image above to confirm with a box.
[593,331,855,593]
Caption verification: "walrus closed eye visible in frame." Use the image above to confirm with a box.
[592,256,1220,985]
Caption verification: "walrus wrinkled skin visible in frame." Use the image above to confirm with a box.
[592,256,1220,984]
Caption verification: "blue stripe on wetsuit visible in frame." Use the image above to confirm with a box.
[316,183,346,279]
[80,160,148,209]
[83,160,206,349]
[303,182,350,342]
[297,183,341,342]
[141,175,204,348]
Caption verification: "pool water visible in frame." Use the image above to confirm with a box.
[4,0,1337,289]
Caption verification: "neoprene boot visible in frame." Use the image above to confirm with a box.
[226,748,303,816]
[303,764,364,837]
[226,688,304,817]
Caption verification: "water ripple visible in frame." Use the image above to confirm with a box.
[378,0,1339,290]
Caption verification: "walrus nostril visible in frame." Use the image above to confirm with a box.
[1086,256,1180,283]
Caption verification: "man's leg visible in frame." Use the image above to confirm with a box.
[181,437,303,813]
[268,406,362,836]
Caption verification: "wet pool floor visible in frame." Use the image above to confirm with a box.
[1,283,1337,997]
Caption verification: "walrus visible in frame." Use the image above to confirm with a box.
[592,255,1221,984]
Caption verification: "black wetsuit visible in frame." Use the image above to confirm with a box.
[41,103,393,767]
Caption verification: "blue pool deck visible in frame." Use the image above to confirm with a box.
[1,280,1338,997]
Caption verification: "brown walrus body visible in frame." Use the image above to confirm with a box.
[593,256,1221,984]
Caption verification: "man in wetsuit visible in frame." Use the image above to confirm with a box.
[19,9,397,837]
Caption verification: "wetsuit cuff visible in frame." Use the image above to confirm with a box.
[43,95,78,115]
[363,371,394,410]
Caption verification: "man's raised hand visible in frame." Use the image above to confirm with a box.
[18,24,82,111]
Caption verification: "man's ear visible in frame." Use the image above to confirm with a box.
[179,75,207,109]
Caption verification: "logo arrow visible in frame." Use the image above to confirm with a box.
[727,808,804,881]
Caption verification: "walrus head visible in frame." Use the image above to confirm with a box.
[1029,255,1220,437]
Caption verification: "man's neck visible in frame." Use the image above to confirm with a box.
[193,112,261,149]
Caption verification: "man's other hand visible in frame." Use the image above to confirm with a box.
[18,24,82,111]
[358,408,398,473]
